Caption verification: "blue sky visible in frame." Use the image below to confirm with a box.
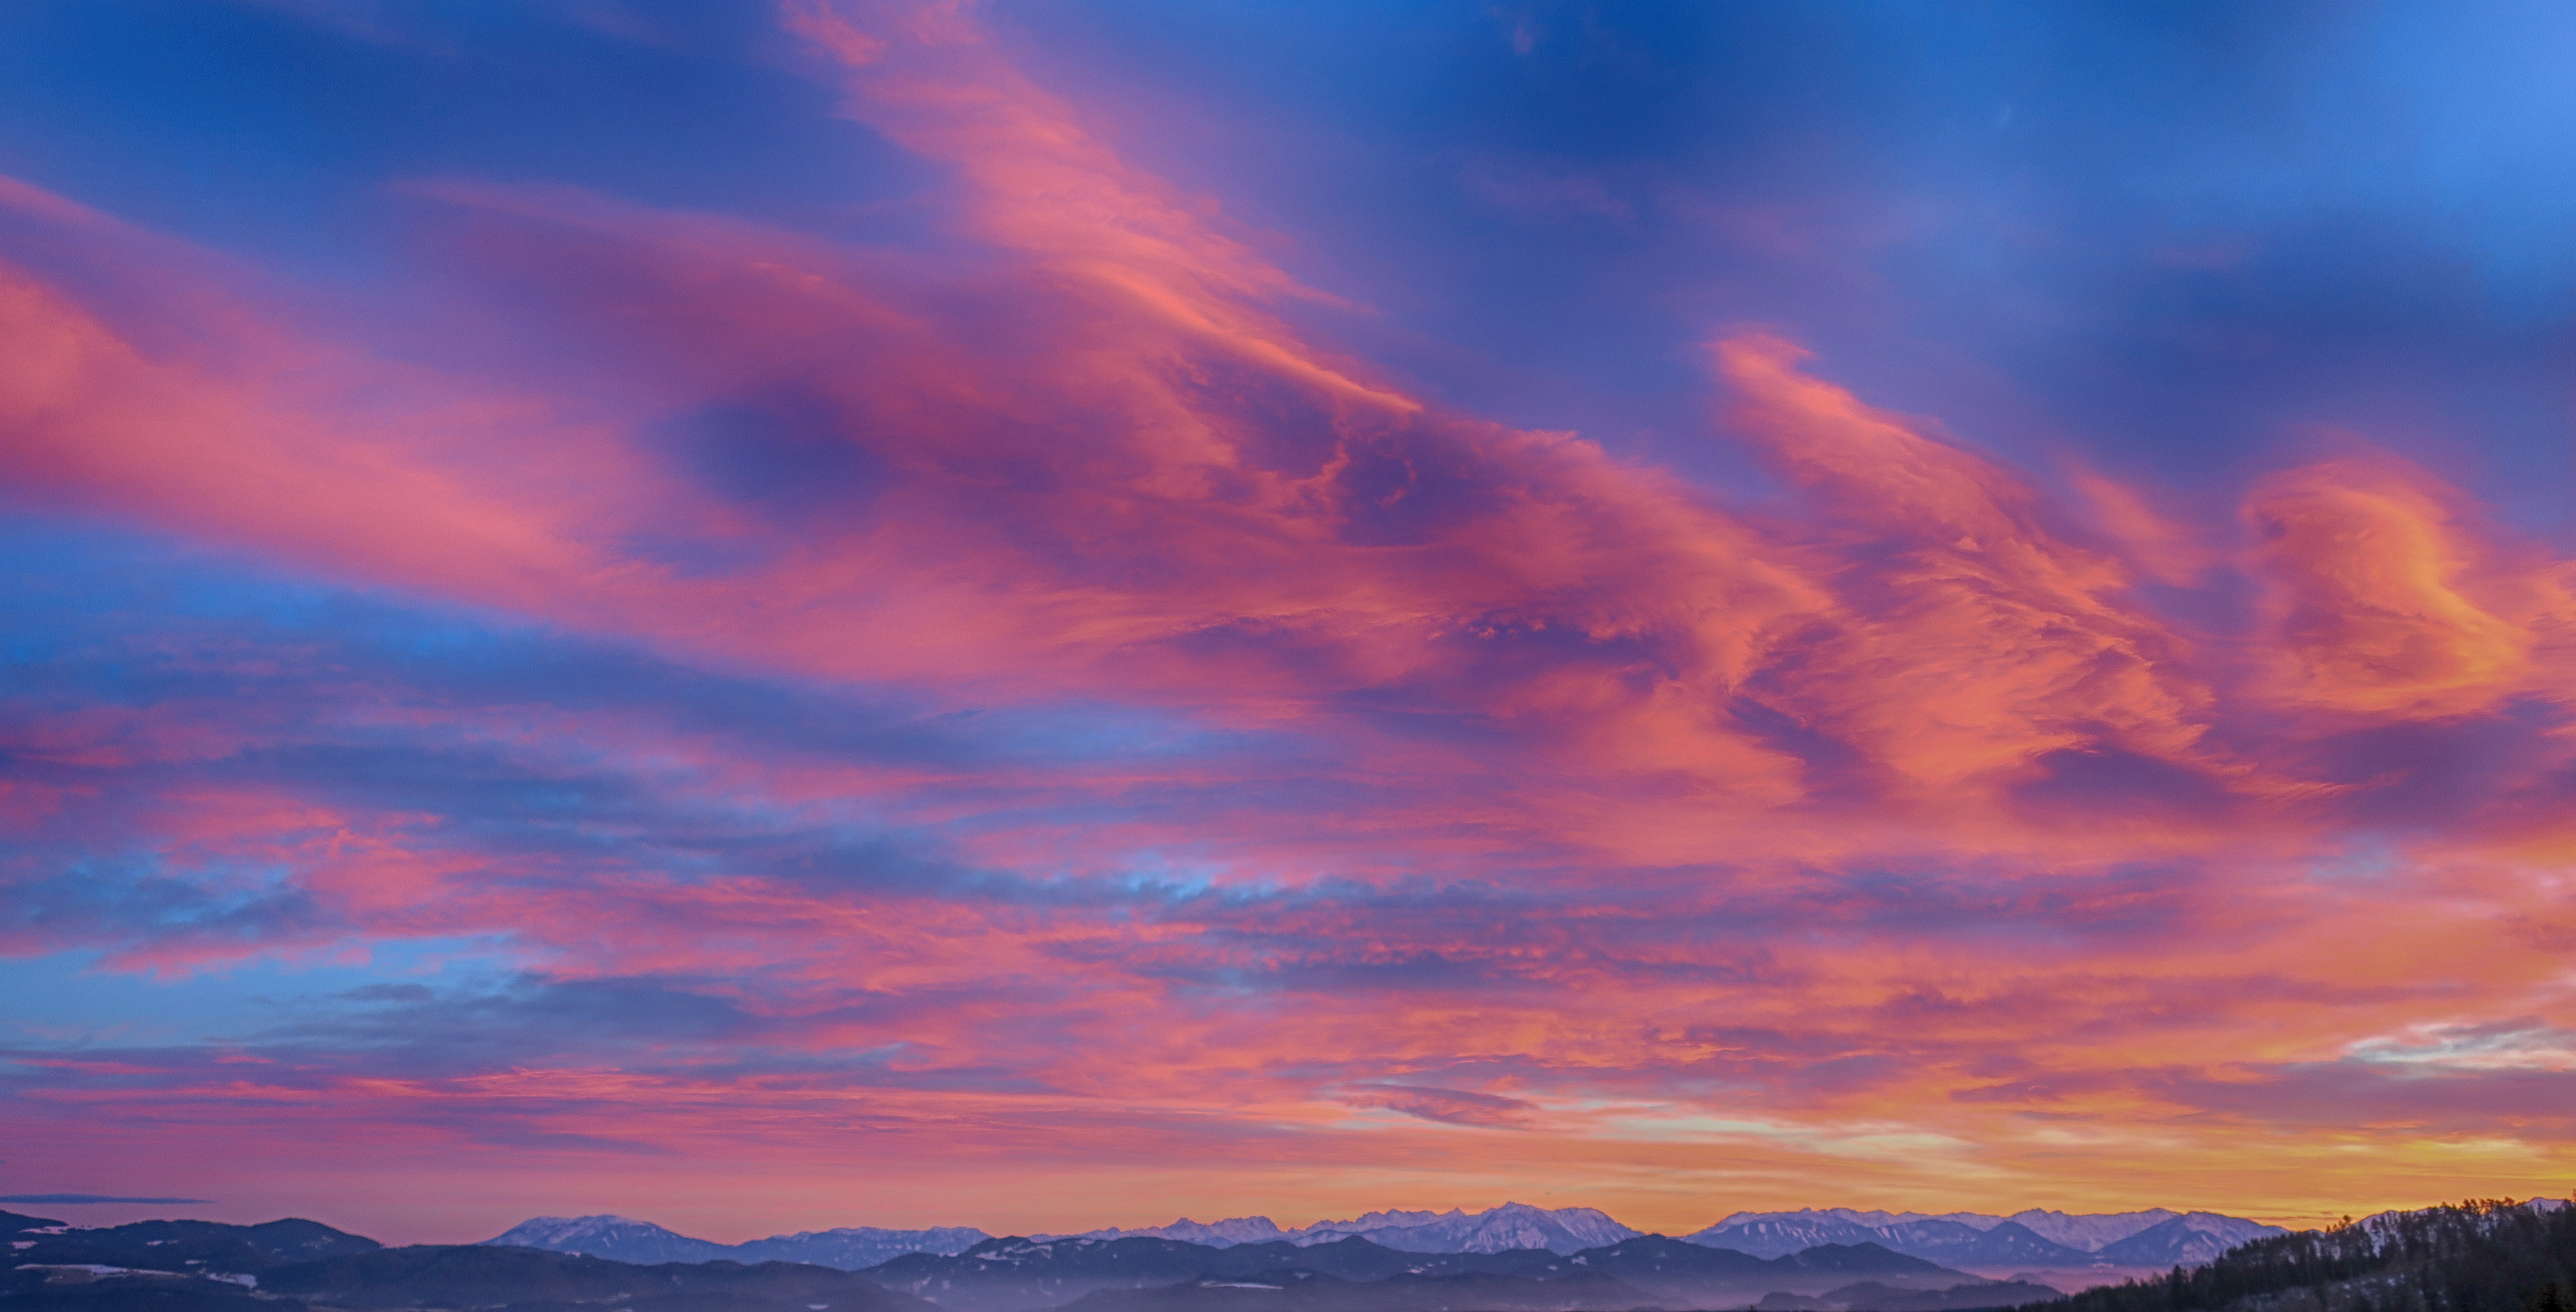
[1,0,2571,1242]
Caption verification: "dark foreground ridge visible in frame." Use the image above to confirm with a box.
[2014,1200,2574,1312]
[1,1208,934,1312]
[859,1233,1972,1312]
[262,1246,937,1312]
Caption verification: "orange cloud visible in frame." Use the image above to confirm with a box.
[1711,332,2228,809]
[2242,457,2544,719]
[2068,469,2221,587]
[5,0,2576,1248]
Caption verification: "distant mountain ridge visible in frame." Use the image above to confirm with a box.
[1035,1202,1640,1256]
[1686,1208,2287,1267]
[2088,1214,2291,1266]
[486,1214,731,1264]
[26,1198,2550,1312]
[32,1208,1946,1312]
[1054,1218,1298,1247]
[1035,1201,2278,1265]
[483,1213,990,1270]
[5,1209,942,1312]
[478,1200,2286,1272]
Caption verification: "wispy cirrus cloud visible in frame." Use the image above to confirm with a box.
[0,0,2571,1242]
[1339,1084,1538,1129]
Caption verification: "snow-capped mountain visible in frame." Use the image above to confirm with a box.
[484,1216,733,1264]
[2004,1209,2179,1251]
[482,1215,989,1270]
[1325,1202,1642,1255]
[2353,1196,2569,1248]
[1682,1213,1888,1258]
[1031,1217,1293,1246]
[1868,1219,2094,1266]
[1721,1209,2012,1232]
[488,1200,2292,1272]
[2093,1213,2292,1265]
[1043,1203,1640,1256]
[1685,1208,2286,1266]
[1304,1208,1450,1234]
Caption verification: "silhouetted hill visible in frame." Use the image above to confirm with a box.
[4,1230,305,1312]
[482,1215,990,1270]
[1771,1245,1961,1277]
[4,1234,937,1312]
[261,1244,941,1312]
[6,1212,381,1288]
[1570,1234,1779,1280]
[1565,1235,1970,1308]
[3,1209,69,1237]
[0,1279,295,1312]
[2021,1200,2574,1312]
[38,1216,378,1264]
[2088,1215,2287,1268]
[1867,1223,2092,1270]
[859,1236,1571,1312]
[869,1232,1986,1312]
[2,1209,350,1312]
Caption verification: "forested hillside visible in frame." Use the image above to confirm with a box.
[2029,1201,2573,1312]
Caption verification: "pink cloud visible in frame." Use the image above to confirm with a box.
[2,0,2573,1241]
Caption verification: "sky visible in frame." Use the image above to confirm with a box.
[2,0,2574,1246]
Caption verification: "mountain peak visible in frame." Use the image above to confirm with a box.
[483,1214,732,1265]
[480,1201,2290,1273]
[1038,1204,1633,1254]
[1034,1217,1291,1247]
[1689,1207,2286,1265]
[486,1215,989,1269]
[1313,1202,1643,1255]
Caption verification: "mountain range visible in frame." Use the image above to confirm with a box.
[13,1196,2557,1312]
[487,1213,991,1269]
[1682,1209,2287,1268]
[1033,1204,1643,1256]
[0,1208,2012,1312]
[483,1202,2286,1272]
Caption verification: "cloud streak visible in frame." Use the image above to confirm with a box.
[0,0,2570,1243]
